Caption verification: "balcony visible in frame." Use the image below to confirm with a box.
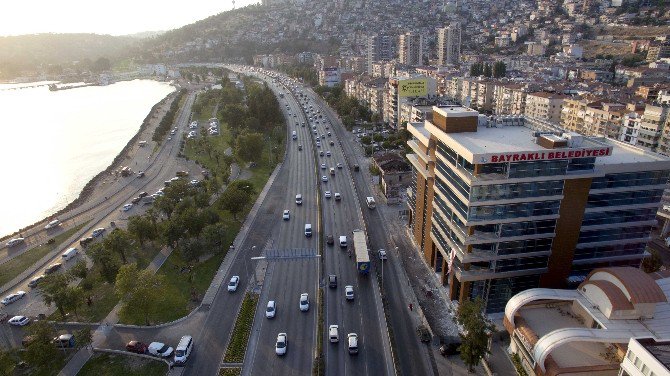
[407,154,434,179]
[407,139,434,162]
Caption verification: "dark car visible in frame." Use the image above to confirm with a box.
[353,164,360,172]
[138,192,148,198]
[79,236,94,247]
[326,235,334,246]
[131,197,141,204]
[328,274,337,288]
[44,263,62,275]
[126,340,149,354]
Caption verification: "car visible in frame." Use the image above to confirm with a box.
[334,193,341,201]
[330,141,335,146]
[326,235,334,245]
[91,228,106,237]
[329,325,339,343]
[126,340,148,354]
[275,333,287,356]
[325,191,332,198]
[137,171,145,178]
[131,197,142,204]
[319,151,324,156]
[148,342,174,358]
[28,275,45,288]
[170,177,180,183]
[298,144,303,151]
[321,163,326,170]
[379,249,388,260]
[44,219,61,230]
[322,176,328,182]
[327,132,331,136]
[348,333,359,354]
[326,151,331,157]
[337,163,343,169]
[79,236,94,247]
[328,274,337,288]
[6,238,25,247]
[345,286,354,300]
[266,300,276,319]
[228,276,240,292]
[299,293,309,311]
[44,263,62,274]
[283,210,290,220]
[53,334,75,348]
[1,291,26,306]
[8,316,30,326]
[316,142,321,148]
[122,204,133,212]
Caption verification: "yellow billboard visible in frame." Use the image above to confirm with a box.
[398,78,427,97]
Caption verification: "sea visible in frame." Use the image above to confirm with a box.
[0,79,175,237]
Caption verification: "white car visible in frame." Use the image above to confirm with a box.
[266,300,276,319]
[148,342,174,358]
[122,204,133,212]
[322,176,328,182]
[337,163,343,169]
[326,151,331,157]
[329,325,339,343]
[6,238,25,247]
[190,179,200,186]
[299,293,309,311]
[228,276,240,292]
[379,249,388,260]
[275,333,287,356]
[334,193,341,201]
[2,291,26,305]
[283,210,290,220]
[345,286,354,300]
[8,316,30,326]
[325,191,332,198]
[91,228,106,237]
[44,219,61,230]
[321,163,326,170]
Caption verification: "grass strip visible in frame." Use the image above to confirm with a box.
[0,221,89,286]
[313,288,325,376]
[223,292,259,363]
[219,368,241,376]
[78,352,167,376]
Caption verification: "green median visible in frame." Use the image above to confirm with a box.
[223,293,259,363]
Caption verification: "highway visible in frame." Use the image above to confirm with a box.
[0,91,200,325]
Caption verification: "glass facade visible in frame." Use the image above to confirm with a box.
[573,242,647,261]
[508,160,569,178]
[470,275,542,313]
[470,180,564,202]
[578,226,652,244]
[590,170,670,190]
[468,200,561,221]
[586,189,664,208]
[581,208,657,227]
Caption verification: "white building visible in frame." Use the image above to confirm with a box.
[437,23,461,66]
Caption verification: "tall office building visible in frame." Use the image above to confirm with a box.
[437,23,461,66]
[406,108,670,313]
[399,32,424,67]
[366,34,393,74]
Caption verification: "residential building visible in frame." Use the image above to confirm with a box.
[399,32,424,67]
[637,105,670,151]
[647,41,670,62]
[385,76,437,129]
[367,34,393,74]
[318,67,340,87]
[437,23,461,66]
[505,267,670,376]
[525,92,567,125]
[526,42,546,56]
[493,83,528,116]
[407,108,670,312]
[583,101,626,139]
[619,112,642,147]
[561,97,591,134]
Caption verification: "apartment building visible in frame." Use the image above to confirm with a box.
[505,267,670,376]
[525,92,566,124]
[385,76,437,129]
[407,107,670,313]
[366,34,394,74]
[399,32,424,67]
[493,83,528,115]
[637,105,670,151]
[619,112,642,147]
[437,23,461,66]
[583,101,626,139]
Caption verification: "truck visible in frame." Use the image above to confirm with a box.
[352,229,370,275]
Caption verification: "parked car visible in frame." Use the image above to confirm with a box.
[2,291,26,305]
[228,276,240,292]
[275,333,287,356]
[299,293,309,311]
[8,316,30,326]
[148,342,173,358]
[44,220,61,230]
[28,275,45,288]
[126,340,148,354]
[44,263,62,275]
[53,334,75,348]
[91,228,106,237]
[79,236,94,247]
[122,204,133,212]
[6,238,25,247]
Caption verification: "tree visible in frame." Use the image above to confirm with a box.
[456,298,493,372]
[642,248,663,273]
[493,61,507,78]
[24,321,58,369]
[483,63,492,78]
[74,328,93,349]
[154,179,192,219]
[219,185,253,220]
[235,132,264,162]
[202,223,227,253]
[103,228,133,264]
[88,243,121,283]
[40,273,84,319]
[0,348,16,376]
[128,215,157,247]
[115,263,165,325]
[179,237,205,263]
[92,57,111,72]
[69,260,88,279]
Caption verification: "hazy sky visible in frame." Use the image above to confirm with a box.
[1,0,258,36]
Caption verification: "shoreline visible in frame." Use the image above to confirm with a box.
[0,85,178,241]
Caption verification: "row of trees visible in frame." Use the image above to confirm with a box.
[314,85,372,129]
[276,64,318,86]
[469,61,507,78]
[152,89,187,142]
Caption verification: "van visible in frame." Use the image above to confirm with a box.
[305,224,312,237]
[329,325,339,343]
[174,335,193,365]
[339,236,347,248]
[366,197,376,209]
[347,333,358,354]
[296,194,303,205]
[61,248,78,262]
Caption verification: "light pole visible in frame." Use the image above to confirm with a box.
[381,250,384,296]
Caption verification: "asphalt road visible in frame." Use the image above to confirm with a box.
[0,91,200,331]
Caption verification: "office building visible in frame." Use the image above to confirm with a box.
[437,23,461,66]
[505,266,670,376]
[406,107,670,313]
[399,32,424,67]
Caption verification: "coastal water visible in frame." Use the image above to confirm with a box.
[0,79,175,237]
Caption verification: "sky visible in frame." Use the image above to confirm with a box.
[1,0,258,36]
